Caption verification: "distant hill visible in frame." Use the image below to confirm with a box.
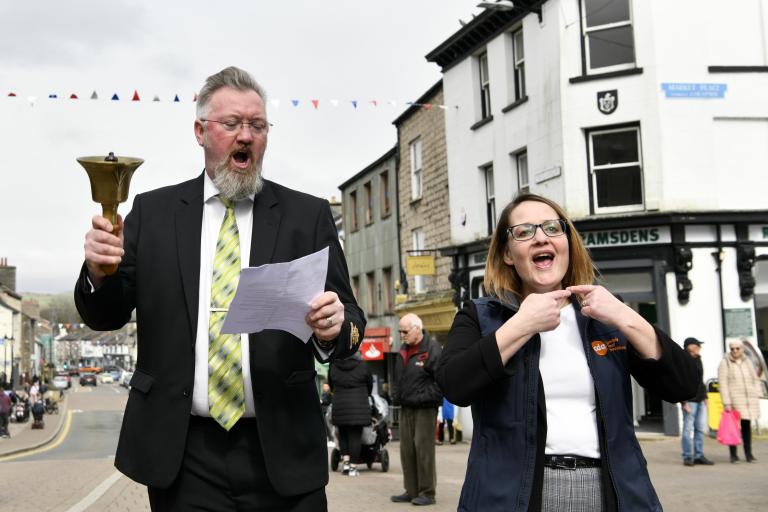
[21,291,82,324]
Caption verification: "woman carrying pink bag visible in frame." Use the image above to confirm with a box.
[718,339,762,463]
[716,408,741,447]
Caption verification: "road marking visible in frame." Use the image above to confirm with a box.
[0,410,73,462]
[65,470,123,512]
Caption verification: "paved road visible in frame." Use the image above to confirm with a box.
[2,382,766,511]
[91,434,768,511]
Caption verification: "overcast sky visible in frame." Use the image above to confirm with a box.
[0,0,481,294]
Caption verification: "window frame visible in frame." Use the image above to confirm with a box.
[382,267,393,314]
[349,190,359,232]
[380,170,390,218]
[512,28,526,101]
[580,0,636,74]
[363,181,373,225]
[479,51,492,119]
[366,272,376,316]
[516,150,529,192]
[587,124,644,214]
[481,163,496,236]
[410,138,423,201]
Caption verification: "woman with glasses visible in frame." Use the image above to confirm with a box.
[718,339,762,463]
[436,194,697,512]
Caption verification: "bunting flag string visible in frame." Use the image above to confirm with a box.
[3,88,456,110]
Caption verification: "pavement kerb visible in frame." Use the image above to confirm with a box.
[0,393,69,458]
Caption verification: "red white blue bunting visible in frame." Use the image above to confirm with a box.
[4,89,454,110]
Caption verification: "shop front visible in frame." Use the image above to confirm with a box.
[445,210,768,436]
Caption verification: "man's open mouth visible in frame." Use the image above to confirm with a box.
[231,150,251,169]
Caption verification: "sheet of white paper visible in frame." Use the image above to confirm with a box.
[220,246,329,342]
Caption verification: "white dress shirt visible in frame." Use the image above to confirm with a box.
[191,172,257,417]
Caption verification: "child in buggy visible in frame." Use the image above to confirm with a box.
[327,394,391,474]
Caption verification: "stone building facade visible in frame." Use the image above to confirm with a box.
[393,81,455,342]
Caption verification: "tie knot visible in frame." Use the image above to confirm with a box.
[218,196,234,210]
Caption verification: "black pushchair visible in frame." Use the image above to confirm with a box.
[328,394,391,472]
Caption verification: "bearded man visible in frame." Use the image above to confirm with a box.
[74,66,364,511]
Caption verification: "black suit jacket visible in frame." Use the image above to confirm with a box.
[74,175,365,495]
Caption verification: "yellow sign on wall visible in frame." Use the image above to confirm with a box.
[406,255,436,276]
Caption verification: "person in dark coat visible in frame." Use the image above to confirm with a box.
[680,337,714,466]
[75,66,365,511]
[320,382,334,445]
[390,313,442,506]
[436,194,698,512]
[0,385,11,438]
[328,352,373,477]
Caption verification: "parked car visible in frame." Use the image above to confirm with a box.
[79,372,97,386]
[99,373,114,384]
[52,375,70,390]
[54,371,71,389]
[121,371,134,388]
[103,366,123,382]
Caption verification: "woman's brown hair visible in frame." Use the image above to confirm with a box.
[483,193,595,300]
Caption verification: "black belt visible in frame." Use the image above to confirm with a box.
[543,454,601,470]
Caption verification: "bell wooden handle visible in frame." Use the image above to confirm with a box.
[100,203,120,276]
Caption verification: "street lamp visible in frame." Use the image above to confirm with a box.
[477,0,542,21]
[477,0,515,10]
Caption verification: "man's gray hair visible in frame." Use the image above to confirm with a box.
[196,66,268,119]
[401,313,423,330]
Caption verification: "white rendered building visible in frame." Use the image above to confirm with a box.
[428,0,768,434]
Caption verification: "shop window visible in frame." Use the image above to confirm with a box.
[588,125,644,213]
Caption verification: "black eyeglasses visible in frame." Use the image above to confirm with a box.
[507,219,567,241]
[398,326,413,336]
[200,118,272,136]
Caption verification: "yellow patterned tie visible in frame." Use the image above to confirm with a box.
[208,196,245,430]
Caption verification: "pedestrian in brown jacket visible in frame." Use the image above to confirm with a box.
[718,338,763,463]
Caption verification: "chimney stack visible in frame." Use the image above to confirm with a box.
[0,257,17,292]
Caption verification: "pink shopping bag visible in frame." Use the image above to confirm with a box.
[716,409,742,446]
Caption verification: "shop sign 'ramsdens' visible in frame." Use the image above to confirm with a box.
[581,226,671,248]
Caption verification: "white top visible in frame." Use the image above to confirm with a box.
[191,172,257,417]
[538,304,600,458]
